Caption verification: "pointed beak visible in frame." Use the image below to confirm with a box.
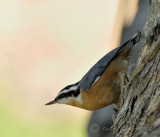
[45,99,57,105]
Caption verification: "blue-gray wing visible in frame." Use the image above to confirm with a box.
[79,31,141,91]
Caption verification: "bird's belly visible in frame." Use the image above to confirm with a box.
[80,58,128,110]
[80,83,120,110]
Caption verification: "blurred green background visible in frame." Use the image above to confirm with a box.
[0,107,86,137]
[0,78,87,137]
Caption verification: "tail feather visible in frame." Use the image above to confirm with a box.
[119,31,141,59]
[129,31,141,47]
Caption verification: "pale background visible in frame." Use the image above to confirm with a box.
[0,0,130,137]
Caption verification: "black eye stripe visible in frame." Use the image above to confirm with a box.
[56,88,80,100]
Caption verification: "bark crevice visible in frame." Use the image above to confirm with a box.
[113,1,160,136]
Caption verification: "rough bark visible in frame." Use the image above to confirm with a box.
[113,0,160,137]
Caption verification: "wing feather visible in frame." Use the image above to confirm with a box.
[80,32,141,91]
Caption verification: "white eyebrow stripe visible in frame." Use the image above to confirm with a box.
[58,84,80,96]
[58,89,68,95]
[91,76,100,87]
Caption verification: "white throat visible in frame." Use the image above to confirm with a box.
[74,94,82,104]
[58,94,83,104]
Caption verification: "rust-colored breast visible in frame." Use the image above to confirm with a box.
[76,57,128,111]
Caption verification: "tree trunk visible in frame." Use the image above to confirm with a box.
[113,0,160,137]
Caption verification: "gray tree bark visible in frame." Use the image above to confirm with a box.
[113,0,160,137]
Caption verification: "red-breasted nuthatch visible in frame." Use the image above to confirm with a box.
[46,32,141,111]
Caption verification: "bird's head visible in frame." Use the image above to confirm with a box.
[46,82,82,106]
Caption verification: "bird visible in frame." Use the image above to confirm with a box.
[46,32,141,111]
